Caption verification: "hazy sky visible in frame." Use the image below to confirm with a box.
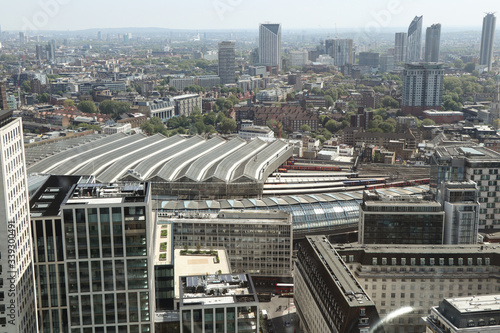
[2,0,498,32]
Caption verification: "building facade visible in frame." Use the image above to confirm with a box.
[259,24,282,72]
[407,16,423,63]
[402,62,443,116]
[437,181,480,245]
[161,210,293,278]
[336,244,500,333]
[394,32,408,63]
[359,191,445,245]
[0,111,39,332]
[218,41,236,85]
[295,236,384,333]
[30,175,83,333]
[479,13,496,72]
[333,39,354,66]
[424,23,441,62]
[60,182,155,332]
[179,274,259,333]
[431,145,500,231]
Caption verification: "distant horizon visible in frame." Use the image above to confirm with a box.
[2,26,497,34]
[1,0,498,33]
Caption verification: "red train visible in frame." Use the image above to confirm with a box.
[365,178,430,190]
[280,164,343,172]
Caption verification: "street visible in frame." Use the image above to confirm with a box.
[260,295,302,333]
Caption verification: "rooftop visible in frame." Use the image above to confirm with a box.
[64,182,148,205]
[180,273,257,306]
[446,294,500,314]
[307,236,375,307]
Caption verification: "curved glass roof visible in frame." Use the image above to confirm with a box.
[152,136,226,181]
[49,134,144,175]
[208,138,268,182]
[74,134,159,176]
[27,133,126,174]
[96,134,180,183]
[157,186,429,233]
[129,136,204,180]
[181,137,247,182]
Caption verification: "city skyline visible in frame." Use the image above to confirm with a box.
[1,0,499,32]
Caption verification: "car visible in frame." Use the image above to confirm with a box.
[285,320,290,327]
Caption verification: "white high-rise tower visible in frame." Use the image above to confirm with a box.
[0,110,38,332]
[259,23,282,73]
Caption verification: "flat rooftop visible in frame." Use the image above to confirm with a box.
[445,294,500,313]
[334,243,500,255]
[180,273,258,306]
[64,182,148,205]
[173,248,231,299]
[29,175,83,218]
[435,145,500,162]
[306,236,375,307]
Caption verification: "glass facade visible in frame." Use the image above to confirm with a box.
[62,202,152,332]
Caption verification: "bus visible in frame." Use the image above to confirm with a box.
[275,283,293,295]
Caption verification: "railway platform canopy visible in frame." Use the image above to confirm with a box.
[157,185,430,237]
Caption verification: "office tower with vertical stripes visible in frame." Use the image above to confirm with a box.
[218,41,236,85]
[480,13,496,72]
[424,23,441,62]
[0,110,39,332]
[259,23,282,73]
[394,32,407,63]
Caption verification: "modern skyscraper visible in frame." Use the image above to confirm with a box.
[60,182,155,332]
[394,32,407,63]
[359,191,445,245]
[0,82,7,110]
[332,39,353,66]
[324,38,334,56]
[402,62,443,116]
[46,40,56,63]
[406,16,423,63]
[479,13,496,71]
[0,110,39,332]
[258,23,281,73]
[424,23,441,62]
[431,145,500,231]
[218,41,235,85]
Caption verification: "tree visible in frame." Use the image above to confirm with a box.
[63,99,75,108]
[422,118,436,126]
[325,119,339,133]
[219,118,236,133]
[38,93,49,103]
[324,95,334,108]
[454,59,464,69]
[493,119,500,130]
[140,117,168,136]
[77,101,97,114]
[99,100,131,118]
[169,86,177,92]
[464,62,475,73]
[380,96,399,108]
[300,124,311,132]
[347,101,357,111]
[22,81,31,93]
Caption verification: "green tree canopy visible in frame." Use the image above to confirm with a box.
[77,101,97,114]
[219,118,236,134]
[63,99,75,108]
[300,124,311,132]
[99,100,131,118]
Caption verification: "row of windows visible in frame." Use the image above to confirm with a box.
[367,256,490,266]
